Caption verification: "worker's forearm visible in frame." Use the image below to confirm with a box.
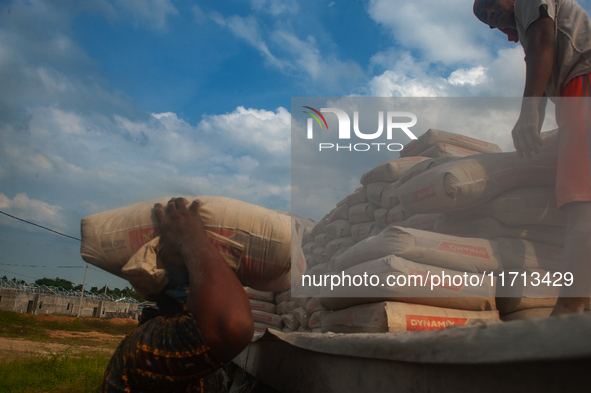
[522,17,555,106]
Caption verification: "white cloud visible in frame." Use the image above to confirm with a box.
[367,0,490,65]
[0,193,66,230]
[448,66,486,86]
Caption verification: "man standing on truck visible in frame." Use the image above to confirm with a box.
[473,0,591,315]
[102,198,254,392]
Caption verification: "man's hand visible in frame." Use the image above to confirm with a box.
[512,105,543,158]
[154,198,206,263]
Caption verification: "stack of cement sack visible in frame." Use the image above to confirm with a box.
[300,128,589,332]
[245,287,285,340]
[274,289,329,333]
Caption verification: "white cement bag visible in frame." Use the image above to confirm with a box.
[245,287,275,302]
[398,157,460,185]
[302,242,316,255]
[501,308,555,321]
[400,129,502,157]
[386,205,413,225]
[249,299,277,314]
[318,255,496,311]
[366,182,390,206]
[496,237,564,271]
[434,215,565,247]
[400,213,443,231]
[314,233,331,247]
[327,204,349,223]
[252,310,284,329]
[326,220,352,239]
[396,152,558,214]
[275,289,292,304]
[345,187,367,206]
[418,143,483,158]
[360,157,431,185]
[81,196,301,295]
[305,297,327,314]
[459,187,566,227]
[309,310,330,329]
[282,313,301,331]
[348,203,378,224]
[335,226,501,273]
[374,208,389,229]
[323,237,355,258]
[380,181,401,209]
[294,307,311,329]
[351,222,377,243]
[321,301,501,333]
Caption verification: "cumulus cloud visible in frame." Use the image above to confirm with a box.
[0,193,66,230]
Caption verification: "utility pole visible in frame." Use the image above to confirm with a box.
[77,264,88,318]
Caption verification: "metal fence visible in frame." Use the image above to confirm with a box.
[0,277,139,304]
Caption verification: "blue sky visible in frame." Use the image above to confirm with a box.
[1,0,590,290]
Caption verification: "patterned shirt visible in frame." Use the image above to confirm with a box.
[102,312,227,393]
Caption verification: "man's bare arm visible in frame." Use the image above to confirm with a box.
[154,198,254,363]
[512,7,555,158]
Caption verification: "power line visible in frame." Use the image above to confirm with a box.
[0,210,81,241]
[0,263,86,269]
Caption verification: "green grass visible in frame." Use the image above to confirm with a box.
[0,347,112,393]
[0,310,137,340]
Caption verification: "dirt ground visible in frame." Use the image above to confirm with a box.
[0,316,135,362]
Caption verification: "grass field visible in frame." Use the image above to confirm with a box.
[0,310,137,393]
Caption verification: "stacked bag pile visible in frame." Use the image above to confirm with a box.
[300,128,588,333]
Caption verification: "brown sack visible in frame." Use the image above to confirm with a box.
[418,143,483,158]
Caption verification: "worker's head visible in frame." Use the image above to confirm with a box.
[473,0,516,30]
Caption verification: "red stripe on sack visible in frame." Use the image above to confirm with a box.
[436,242,491,259]
[406,315,468,331]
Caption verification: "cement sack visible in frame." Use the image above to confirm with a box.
[345,187,367,206]
[276,301,288,315]
[318,255,496,312]
[295,296,310,308]
[323,237,355,259]
[311,328,323,333]
[401,213,443,231]
[386,205,413,225]
[366,182,390,207]
[418,143,483,158]
[498,298,591,316]
[321,301,501,333]
[348,203,378,224]
[310,218,329,237]
[249,299,276,314]
[253,322,281,341]
[397,152,558,214]
[380,181,401,209]
[400,129,502,157]
[374,208,389,229]
[398,157,459,185]
[294,307,311,329]
[496,237,564,271]
[501,308,556,321]
[335,226,501,274]
[314,233,331,247]
[459,187,566,227]
[282,327,294,333]
[302,242,316,255]
[282,313,301,331]
[284,300,298,314]
[360,157,431,185]
[245,287,275,303]
[81,196,302,294]
[275,289,292,304]
[434,215,565,247]
[305,297,327,314]
[326,220,351,239]
[309,310,330,329]
[540,129,559,153]
[310,246,325,267]
[327,204,349,223]
[252,310,283,329]
[351,222,378,243]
